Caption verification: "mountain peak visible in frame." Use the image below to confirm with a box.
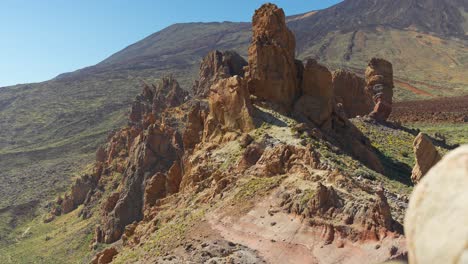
[292,0,468,39]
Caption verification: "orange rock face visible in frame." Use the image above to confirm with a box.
[182,102,206,150]
[245,3,299,110]
[194,50,247,97]
[294,59,334,127]
[204,76,255,142]
[411,133,441,184]
[333,69,374,118]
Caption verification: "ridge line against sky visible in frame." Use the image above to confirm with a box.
[0,0,342,87]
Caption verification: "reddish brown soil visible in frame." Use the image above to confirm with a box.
[391,95,468,123]
[394,80,433,97]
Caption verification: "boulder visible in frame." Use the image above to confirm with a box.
[204,76,255,142]
[332,69,373,118]
[294,59,334,126]
[194,50,247,97]
[405,145,468,264]
[245,3,299,110]
[411,133,441,184]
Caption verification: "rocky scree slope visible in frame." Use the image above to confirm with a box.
[33,4,446,263]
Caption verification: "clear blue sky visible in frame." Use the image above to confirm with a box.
[0,0,342,87]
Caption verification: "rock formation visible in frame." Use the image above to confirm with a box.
[294,59,334,127]
[405,145,468,264]
[98,124,180,243]
[365,58,394,122]
[182,102,207,150]
[203,76,255,142]
[50,4,410,263]
[91,247,118,264]
[130,76,188,125]
[282,183,395,241]
[248,144,320,177]
[194,50,247,97]
[245,3,299,110]
[411,133,441,184]
[333,69,374,118]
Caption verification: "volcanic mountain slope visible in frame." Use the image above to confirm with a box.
[1,0,467,249]
[1,3,462,263]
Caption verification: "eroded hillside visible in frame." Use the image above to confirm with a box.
[2,4,465,263]
[1,0,467,236]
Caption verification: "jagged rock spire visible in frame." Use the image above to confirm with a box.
[245,3,299,110]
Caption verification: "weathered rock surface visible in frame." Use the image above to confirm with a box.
[182,102,207,150]
[332,69,373,118]
[365,58,394,122]
[411,133,441,184]
[249,144,320,177]
[91,247,118,264]
[204,76,255,142]
[282,183,395,241]
[294,59,334,127]
[405,145,468,264]
[130,76,188,125]
[245,3,299,110]
[99,124,179,243]
[154,76,188,110]
[194,50,247,97]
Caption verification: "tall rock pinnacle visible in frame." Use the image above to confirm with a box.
[245,3,299,111]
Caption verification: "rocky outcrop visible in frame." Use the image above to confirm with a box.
[365,58,394,122]
[53,173,98,216]
[282,182,395,242]
[203,76,255,142]
[144,173,167,210]
[332,69,373,118]
[294,59,334,127]
[405,145,468,264]
[194,50,247,97]
[155,76,188,110]
[245,3,299,110]
[411,133,441,184]
[182,102,207,150]
[98,124,180,243]
[249,144,321,177]
[91,247,118,264]
[130,77,188,125]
